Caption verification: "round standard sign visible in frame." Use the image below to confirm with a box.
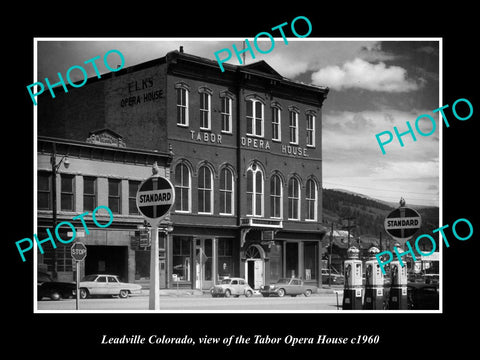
[136,176,175,225]
[71,242,87,261]
[384,207,422,240]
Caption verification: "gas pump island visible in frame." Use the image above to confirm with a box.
[342,198,422,310]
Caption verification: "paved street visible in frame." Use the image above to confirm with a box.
[36,291,343,312]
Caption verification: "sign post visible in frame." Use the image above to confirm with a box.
[136,170,175,310]
[71,242,87,310]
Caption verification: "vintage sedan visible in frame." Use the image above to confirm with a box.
[79,274,142,299]
[260,277,317,297]
[211,277,254,298]
[37,272,76,301]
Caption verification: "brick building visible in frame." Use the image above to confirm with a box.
[38,48,329,290]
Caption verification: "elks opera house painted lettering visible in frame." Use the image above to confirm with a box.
[120,77,163,107]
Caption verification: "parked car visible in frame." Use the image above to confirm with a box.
[79,274,142,299]
[260,277,317,297]
[407,283,439,310]
[37,272,76,301]
[321,269,345,285]
[211,277,254,298]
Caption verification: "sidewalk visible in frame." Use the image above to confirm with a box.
[138,285,343,297]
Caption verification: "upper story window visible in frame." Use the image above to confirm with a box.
[288,177,300,220]
[83,176,97,212]
[175,83,189,127]
[38,171,52,210]
[60,174,75,211]
[270,174,283,219]
[220,95,233,133]
[246,164,264,217]
[246,97,264,137]
[174,163,191,213]
[271,106,281,141]
[198,165,213,214]
[199,87,212,130]
[289,109,299,145]
[129,180,140,215]
[108,178,121,214]
[219,167,234,215]
[306,113,316,147]
[305,178,318,221]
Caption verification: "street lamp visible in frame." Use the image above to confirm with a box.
[50,142,69,280]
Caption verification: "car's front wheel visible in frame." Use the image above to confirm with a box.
[304,289,312,297]
[277,288,286,297]
[119,290,129,298]
[245,290,253,297]
[224,289,232,298]
[79,288,89,299]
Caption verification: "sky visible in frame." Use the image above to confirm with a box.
[36,38,440,207]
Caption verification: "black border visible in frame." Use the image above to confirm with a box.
[8,5,478,355]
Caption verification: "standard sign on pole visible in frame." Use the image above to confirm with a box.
[136,175,175,311]
[136,176,175,227]
[384,207,422,241]
[71,242,87,310]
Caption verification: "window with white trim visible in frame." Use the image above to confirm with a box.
[198,165,213,214]
[306,113,316,147]
[288,177,300,220]
[221,96,232,133]
[305,179,318,221]
[289,110,299,144]
[246,98,264,137]
[176,86,189,126]
[270,174,283,219]
[219,167,234,215]
[175,163,191,213]
[272,107,281,141]
[246,165,264,217]
[199,91,211,130]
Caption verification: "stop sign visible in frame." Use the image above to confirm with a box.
[71,242,87,261]
[136,176,175,226]
[384,207,422,240]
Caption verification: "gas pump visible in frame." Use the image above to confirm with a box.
[364,247,384,310]
[342,246,363,310]
[389,246,408,310]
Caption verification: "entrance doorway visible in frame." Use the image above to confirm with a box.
[245,245,265,289]
[85,245,128,281]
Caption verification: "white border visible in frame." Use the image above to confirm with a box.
[33,37,442,314]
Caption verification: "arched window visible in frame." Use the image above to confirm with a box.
[198,165,213,214]
[175,163,191,212]
[288,177,300,220]
[305,179,318,221]
[270,174,283,219]
[246,164,263,217]
[219,167,234,215]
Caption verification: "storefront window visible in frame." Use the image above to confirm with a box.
[173,237,191,281]
[304,242,318,280]
[204,239,212,281]
[286,242,298,278]
[135,250,150,280]
[269,243,283,282]
[218,238,233,279]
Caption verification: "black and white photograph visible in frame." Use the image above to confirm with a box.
[33,38,441,313]
[8,6,478,356]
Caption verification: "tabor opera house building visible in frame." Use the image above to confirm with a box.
[37,47,329,290]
